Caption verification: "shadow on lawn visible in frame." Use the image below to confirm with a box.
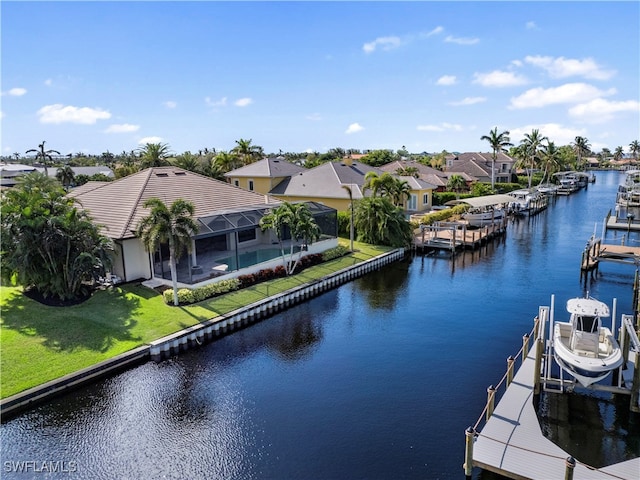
[1,287,143,353]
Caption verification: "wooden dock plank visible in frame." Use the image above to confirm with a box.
[473,350,640,479]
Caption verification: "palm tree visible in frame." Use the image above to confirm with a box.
[630,140,640,165]
[520,129,547,188]
[259,202,321,274]
[136,198,198,306]
[447,174,467,199]
[389,178,411,207]
[137,143,172,169]
[538,141,561,185]
[172,151,200,173]
[571,136,591,171]
[613,146,624,164]
[480,128,513,191]
[56,165,76,190]
[25,141,60,177]
[231,138,263,166]
[213,151,242,173]
[353,196,412,248]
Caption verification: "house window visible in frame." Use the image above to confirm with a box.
[238,228,257,243]
[248,179,254,191]
[407,194,417,211]
[234,179,239,187]
[422,193,429,206]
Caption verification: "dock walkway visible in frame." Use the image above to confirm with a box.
[581,237,640,270]
[413,221,506,253]
[472,349,639,479]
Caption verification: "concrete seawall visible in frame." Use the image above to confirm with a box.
[1,248,405,420]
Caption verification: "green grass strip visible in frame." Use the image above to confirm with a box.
[0,240,392,398]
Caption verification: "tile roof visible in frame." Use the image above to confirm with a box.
[69,166,278,239]
[269,160,436,199]
[224,157,306,178]
[269,161,383,199]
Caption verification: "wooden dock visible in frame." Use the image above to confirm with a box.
[581,236,640,270]
[413,220,506,254]
[605,210,640,232]
[468,328,640,479]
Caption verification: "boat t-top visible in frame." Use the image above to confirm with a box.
[553,296,623,387]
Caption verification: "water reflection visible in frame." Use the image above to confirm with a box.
[537,390,640,468]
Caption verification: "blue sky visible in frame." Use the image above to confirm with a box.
[2,1,639,158]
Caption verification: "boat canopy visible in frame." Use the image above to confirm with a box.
[446,194,515,208]
[566,297,610,317]
[552,171,591,179]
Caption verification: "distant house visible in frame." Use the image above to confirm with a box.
[269,158,437,213]
[224,157,306,195]
[379,160,473,192]
[445,152,516,184]
[69,167,337,287]
[0,163,37,188]
[0,163,114,188]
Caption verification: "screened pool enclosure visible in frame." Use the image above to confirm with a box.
[151,202,338,285]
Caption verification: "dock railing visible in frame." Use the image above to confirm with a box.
[463,319,539,477]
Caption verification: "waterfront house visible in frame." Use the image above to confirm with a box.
[379,160,473,192]
[269,158,437,213]
[224,157,306,195]
[69,166,338,286]
[445,152,516,185]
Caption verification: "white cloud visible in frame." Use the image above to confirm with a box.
[417,123,463,132]
[525,55,615,80]
[449,97,487,106]
[436,75,457,86]
[44,79,53,86]
[568,98,640,123]
[363,36,402,54]
[163,101,177,109]
[37,104,111,124]
[345,123,364,134]
[509,83,616,109]
[235,97,253,107]
[10,87,27,96]
[205,96,227,108]
[473,70,528,87]
[444,35,479,46]
[105,123,140,133]
[510,123,586,146]
[525,21,537,30]
[306,113,322,121]
[0,111,4,119]
[424,26,444,37]
[138,136,163,145]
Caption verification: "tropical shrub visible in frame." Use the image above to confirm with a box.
[162,278,241,305]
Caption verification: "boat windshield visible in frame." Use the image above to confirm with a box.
[576,315,599,333]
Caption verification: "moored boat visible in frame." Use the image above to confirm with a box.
[553,295,623,387]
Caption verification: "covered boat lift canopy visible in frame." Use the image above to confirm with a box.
[446,194,515,208]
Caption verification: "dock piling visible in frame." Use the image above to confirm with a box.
[564,456,576,480]
[485,385,496,421]
[463,427,475,478]
[506,356,514,387]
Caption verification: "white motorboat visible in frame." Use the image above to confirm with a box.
[507,188,547,216]
[615,169,640,207]
[553,296,623,387]
[462,205,505,227]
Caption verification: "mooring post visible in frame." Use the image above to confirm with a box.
[463,427,474,478]
[534,337,543,395]
[564,456,576,480]
[486,385,496,421]
[522,333,530,361]
[631,351,640,413]
[506,356,515,387]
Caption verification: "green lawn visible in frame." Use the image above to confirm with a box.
[1,240,392,398]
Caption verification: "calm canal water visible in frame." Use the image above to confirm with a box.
[2,170,639,479]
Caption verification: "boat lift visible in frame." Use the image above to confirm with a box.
[535,295,640,411]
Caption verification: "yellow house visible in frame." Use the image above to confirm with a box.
[224,157,306,195]
[269,159,436,213]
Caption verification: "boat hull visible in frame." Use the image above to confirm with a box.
[553,323,623,387]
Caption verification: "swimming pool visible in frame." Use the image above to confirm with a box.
[216,246,300,271]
